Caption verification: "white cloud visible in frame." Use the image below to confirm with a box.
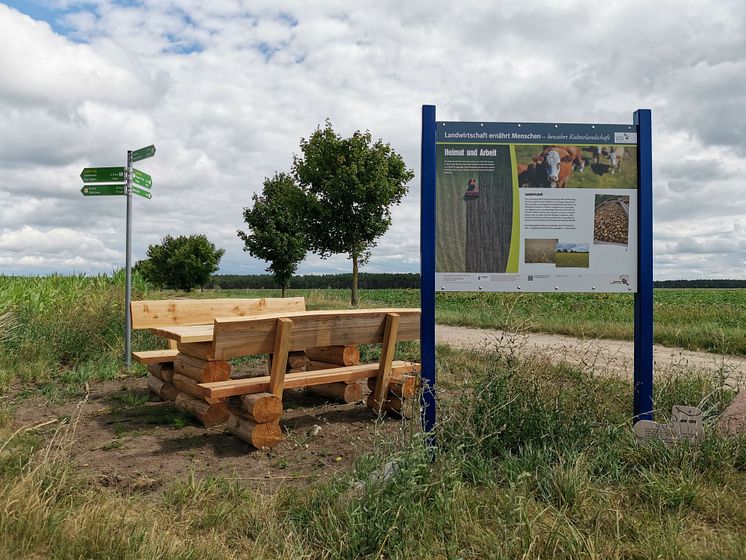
[0,0,745,279]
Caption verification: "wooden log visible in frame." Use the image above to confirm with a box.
[174,353,231,383]
[267,352,307,373]
[367,375,417,398]
[172,372,221,404]
[148,363,174,383]
[287,351,307,370]
[304,345,360,365]
[308,381,364,403]
[147,375,179,401]
[175,393,229,427]
[226,393,283,423]
[226,414,283,449]
[367,393,404,416]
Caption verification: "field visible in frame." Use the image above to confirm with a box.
[435,144,514,273]
[555,251,590,268]
[207,287,746,356]
[1,277,745,558]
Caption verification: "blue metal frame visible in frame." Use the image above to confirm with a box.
[633,109,654,421]
[420,105,437,443]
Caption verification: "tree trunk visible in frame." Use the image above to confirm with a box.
[351,253,359,306]
[282,283,287,298]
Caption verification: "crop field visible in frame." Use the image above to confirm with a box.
[1,276,745,558]
[555,251,590,268]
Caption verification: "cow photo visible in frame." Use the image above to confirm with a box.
[516,144,637,189]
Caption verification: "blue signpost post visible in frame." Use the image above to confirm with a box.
[419,105,654,442]
[420,105,438,443]
[633,109,654,421]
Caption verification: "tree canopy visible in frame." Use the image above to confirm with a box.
[237,173,307,297]
[137,234,224,292]
[293,121,414,304]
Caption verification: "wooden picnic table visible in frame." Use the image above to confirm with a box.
[150,324,214,344]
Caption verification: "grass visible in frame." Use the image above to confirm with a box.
[0,273,157,392]
[555,252,590,268]
[205,287,746,355]
[0,345,744,559]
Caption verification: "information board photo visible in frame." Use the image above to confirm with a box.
[435,122,639,293]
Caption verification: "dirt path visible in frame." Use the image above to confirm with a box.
[436,325,746,380]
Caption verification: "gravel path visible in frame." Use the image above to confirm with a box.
[436,324,746,380]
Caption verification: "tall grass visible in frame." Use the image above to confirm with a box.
[0,272,154,390]
[1,345,744,559]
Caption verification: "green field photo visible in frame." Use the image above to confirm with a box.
[436,144,514,273]
[555,242,590,268]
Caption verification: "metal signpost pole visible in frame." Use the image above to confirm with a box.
[633,109,654,421]
[420,105,437,445]
[124,150,133,368]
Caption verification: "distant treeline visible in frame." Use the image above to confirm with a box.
[209,274,746,290]
[210,273,421,290]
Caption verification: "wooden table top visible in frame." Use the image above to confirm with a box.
[150,324,214,343]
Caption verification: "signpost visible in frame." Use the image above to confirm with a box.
[132,144,156,163]
[131,185,152,199]
[421,105,654,443]
[80,144,156,367]
[132,169,152,188]
[80,184,125,196]
[80,167,126,183]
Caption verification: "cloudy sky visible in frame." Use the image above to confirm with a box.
[1,0,745,280]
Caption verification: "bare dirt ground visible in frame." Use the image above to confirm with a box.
[10,376,412,496]
[7,327,744,496]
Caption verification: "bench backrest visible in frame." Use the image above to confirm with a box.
[130,297,306,329]
[211,308,420,360]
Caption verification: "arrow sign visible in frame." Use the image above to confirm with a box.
[81,184,125,196]
[132,185,152,199]
[80,167,125,183]
[132,168,152,189]
[132,144,156,162]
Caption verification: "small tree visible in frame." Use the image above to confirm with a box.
[237,173,307,297]
[138,234,224,292]
[293,121,414,305]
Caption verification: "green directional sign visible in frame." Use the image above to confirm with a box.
[132,185,152,199]
[132,144,156,162]
[80,167,125,183]
[81,184,125,196]
[132,168,152,188]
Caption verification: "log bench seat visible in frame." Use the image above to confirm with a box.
[132,348,180,365]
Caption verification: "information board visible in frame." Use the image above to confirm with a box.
[435,122,638,293]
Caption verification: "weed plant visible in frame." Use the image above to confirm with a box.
[0,272,156,391]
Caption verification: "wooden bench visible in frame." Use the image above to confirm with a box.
[130,297,306,364]
[181,308,421,448]
[129,297,306,425]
